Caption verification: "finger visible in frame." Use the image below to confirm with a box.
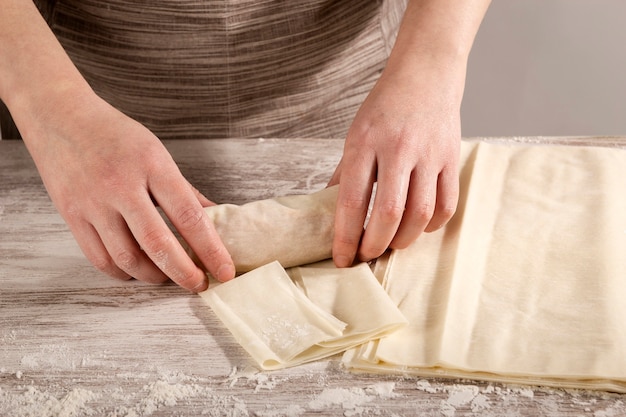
[424,166,459,233]
[327,158,343,187]
[389,167,437,249]
[358,164,410,261]
[149,174,235,286]
[332,154,376,268]
[122,197,209,291]
[95,214,170,284]
[190,183,214,208]
[68,219,133,281]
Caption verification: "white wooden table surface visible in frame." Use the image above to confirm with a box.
[1,137,625,417]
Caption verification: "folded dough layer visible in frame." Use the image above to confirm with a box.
[203,186,338,273]
[344,141,626,393]
[200,260,406,370]
[200,261,346,369]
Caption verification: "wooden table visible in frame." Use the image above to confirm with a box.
[1,137,625,417]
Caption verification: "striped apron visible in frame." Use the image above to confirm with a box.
[25,0,407,139]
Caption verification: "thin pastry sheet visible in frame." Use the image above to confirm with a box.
[343,141,626,393]
[200,260,406,370]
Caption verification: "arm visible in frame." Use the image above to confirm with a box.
[0,0,235,290]
[330,0,491,266]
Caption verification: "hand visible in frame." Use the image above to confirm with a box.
[329,60,462,267]
[24,93,235,291]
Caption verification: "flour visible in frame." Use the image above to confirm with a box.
[137,380,207,415]
[0,386,100,417]
[446,384,480,407]
[594,401,625,417]
[512,386,535,398]
[106,379,249,417]
[470,393,490,412]
[0,378,249,417]
[429,383,490,417]
[412,379,626,417]
[308,382,398,416]
[308,387,374,410]
[227,366,401,417]
[416,379,440,393]
[19,343,109,372]
[227,365,284,392]
[149,381,244,417]
[364,381,398,399]
[416,379,497,416]
[3,357,625,417]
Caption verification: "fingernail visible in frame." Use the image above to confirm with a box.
[216,263,235,282]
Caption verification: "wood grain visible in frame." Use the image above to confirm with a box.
[1,137,625,416]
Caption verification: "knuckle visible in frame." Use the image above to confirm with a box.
[113,249,140,272]
[388,135,412,155]
[90,256,130,280]
[171,265,199,287]
[376,200,405,224]
[152,275,170,284]
[141,228,173,255]
[335,233,361,248]
[334,225,363,248]
[91,256,114,273]
[359,244,385,261]
[339,193,369,212]
[198,242,224,261]
[413,201,435,224]
[62,202,83,223]
[175,205,205,230]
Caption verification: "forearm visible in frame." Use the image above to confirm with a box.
[0,0,93,143]
[394,0,491,61]
[385,0,491,105]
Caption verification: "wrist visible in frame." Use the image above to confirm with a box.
[10,78,97,146]
[381,48,468,113]
[0,0,95,147]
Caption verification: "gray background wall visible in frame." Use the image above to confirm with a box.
[462,0,626,137]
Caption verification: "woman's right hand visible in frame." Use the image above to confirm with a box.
[23,92,235,292]
[1,0,234,291]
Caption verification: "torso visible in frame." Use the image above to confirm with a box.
[36,0,406,139]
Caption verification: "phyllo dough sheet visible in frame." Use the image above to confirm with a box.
[343,141,626,392]
[203,186,338,273]
[200,260,406,370]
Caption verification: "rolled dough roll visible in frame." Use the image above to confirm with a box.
[197,186,338,273]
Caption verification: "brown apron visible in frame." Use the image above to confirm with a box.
[7,0,407,140]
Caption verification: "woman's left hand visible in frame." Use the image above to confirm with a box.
[329,57,463,267]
